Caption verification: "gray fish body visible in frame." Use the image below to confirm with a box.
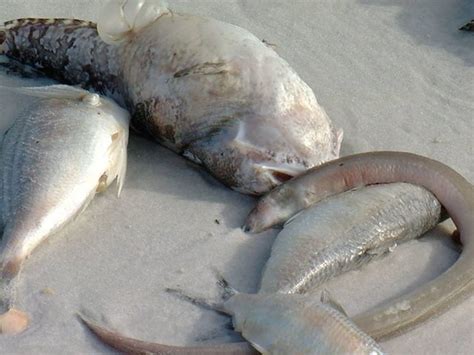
[223,293,384,355]
[259,183,442,294]
[0,85,129,281]
[0,11,342,194]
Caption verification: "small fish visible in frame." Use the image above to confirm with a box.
[0,85,129,334]
[259,183,443,294]
[244,151,474,339]
[80,279,384,355]
[0,0,342,194]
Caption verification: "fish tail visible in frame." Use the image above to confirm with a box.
[0,17,121,95]
[78,312,256,354]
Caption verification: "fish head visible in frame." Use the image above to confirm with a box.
[187,112,341,195]
[243,182,302,233]
[229,114,342,195]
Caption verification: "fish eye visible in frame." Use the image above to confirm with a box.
[82,93,101,106]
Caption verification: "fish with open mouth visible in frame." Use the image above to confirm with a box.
[0,85,129,334]
[0,0,342,195]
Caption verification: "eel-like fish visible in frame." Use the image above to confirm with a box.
[78,180,444,353]
[0,85,129,334]
[259,183,442,294]
[0,0,342,195]
[244,151,474,339]
[80,281,384,355]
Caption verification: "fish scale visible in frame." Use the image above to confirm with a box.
[0,0,342,194]
[0,85,129,335]
[259,183,442,294]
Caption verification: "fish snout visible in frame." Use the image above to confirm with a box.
[242,199,275,234]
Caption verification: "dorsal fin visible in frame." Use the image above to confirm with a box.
[321,289,348,316]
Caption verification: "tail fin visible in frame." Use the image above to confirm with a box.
[78,312,256,354]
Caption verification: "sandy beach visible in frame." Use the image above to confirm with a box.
[0,0,473,354]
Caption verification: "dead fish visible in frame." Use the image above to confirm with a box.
[259,183,443,294]
[0,0,342,194]
[80,280,384,355]
[244,151,474,339]
[0,85,129,334]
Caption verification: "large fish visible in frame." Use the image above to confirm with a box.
[0,85,129,334]
[0,0,342,194]
[259,183,443,294]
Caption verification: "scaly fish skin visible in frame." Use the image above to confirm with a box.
[225,293,384,355]
[0,2,342,194]
[259,183,442,294]
[0,85,129,333]
[245,151,474,339]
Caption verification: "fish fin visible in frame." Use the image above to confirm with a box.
[321,289,348,317]
[78,312,256,354]
[165,287,227,314]
[0,84,94,101]
[105,129,128,198]
[211,268,240,300]
[333,128,344,156]
[114,131,128,197]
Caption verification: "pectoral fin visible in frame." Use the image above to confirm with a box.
[321,289,348,317]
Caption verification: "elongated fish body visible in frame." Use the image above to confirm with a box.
[0,1,342,194]
[259,183,442,294]
[80,288,384,355]
[0,85,129,334]
[244,152,474,340]
[223,293,384,355]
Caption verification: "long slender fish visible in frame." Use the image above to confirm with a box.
[259,183,443,294]
[243,151,474,339]
[0,85,129,334]
[78,182,443,353]
[80,281,384,355]
[0,0,342,195]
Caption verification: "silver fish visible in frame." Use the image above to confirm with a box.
[0,85,129,334]
[79,282,384,355]
[259,183,442,294]
[0,0,342,195]
[244,151,474,340]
